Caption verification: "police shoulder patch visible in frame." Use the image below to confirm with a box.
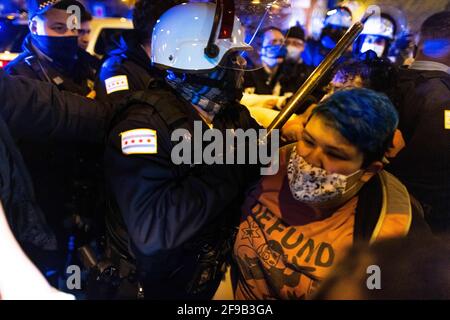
[121,129,157,155]
[105,75,129,94]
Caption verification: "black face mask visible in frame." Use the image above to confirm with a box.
[31,34,79,70]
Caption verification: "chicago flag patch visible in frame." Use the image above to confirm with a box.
[105,75,129,94]
[121,129,157,155]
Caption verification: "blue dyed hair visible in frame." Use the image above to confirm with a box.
[310,88,399,166]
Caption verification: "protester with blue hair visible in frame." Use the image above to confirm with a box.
[233,88,429,300]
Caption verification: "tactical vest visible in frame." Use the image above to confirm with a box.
[106,84,236,298]
[106,81,192,259]
[109,81,191,139]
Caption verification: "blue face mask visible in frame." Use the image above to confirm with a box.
[261,45,287,59]
[31,34,79,69]
[261,45,287,68]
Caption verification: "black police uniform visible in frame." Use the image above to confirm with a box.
[96,30,160,103]
[0,70,110,143]
[0,69,111,275]
[104,81,262,299]
[6,34,98,96]
[389,68,450,234]
[5,32,105,258]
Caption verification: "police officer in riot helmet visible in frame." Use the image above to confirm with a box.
[95,0,183,103]
[104,2,262,299]
[353,13,396,59]
[303,6,353,68]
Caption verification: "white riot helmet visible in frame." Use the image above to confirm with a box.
[151,1,252,73]
[320,7,353,49]
[355,13,397,58]
[324,7,352,29]
[361,14,396,40]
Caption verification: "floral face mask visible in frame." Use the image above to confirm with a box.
[287,148,363,206]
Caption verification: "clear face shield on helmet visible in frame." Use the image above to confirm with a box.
[151,1,297,102]
[218,0,296,73]
[214,0,297,101]
[151,0,295,74]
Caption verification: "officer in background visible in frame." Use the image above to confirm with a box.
[0,67,112,286]
[104,2,262,299]
[302,6,353,68]
[353,13,396,59]
[78,8,92,51]
[77,6,101,71]
[6,0,98,97]
[4,0,105,284]
[389,11,450,235]
[95,0,182,103]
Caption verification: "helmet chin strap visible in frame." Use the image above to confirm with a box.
[204,0,235,59]
[204,0,222,59]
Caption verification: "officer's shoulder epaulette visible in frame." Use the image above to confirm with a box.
[122,88,188,131]
[115,91,163,117]
[108,98,158,136]
[122,102,158,122]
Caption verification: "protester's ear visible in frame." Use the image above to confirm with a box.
[385,129,405,158]
[360,161,384,183]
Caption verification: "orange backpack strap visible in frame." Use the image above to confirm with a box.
[354,171,413,243]
[369,171,412,244]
